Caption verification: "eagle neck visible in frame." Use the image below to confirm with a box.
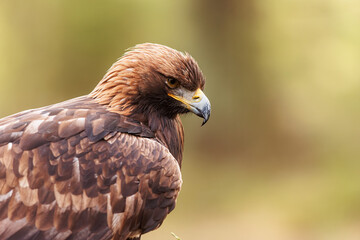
[144,112,184,167]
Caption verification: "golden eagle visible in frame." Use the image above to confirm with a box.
[0,43,211,240]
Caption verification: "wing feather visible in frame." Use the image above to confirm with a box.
[0,96,181,240]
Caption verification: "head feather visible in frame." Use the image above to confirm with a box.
[90,43,205,117]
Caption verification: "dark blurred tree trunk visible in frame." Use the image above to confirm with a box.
[193,0,307,166]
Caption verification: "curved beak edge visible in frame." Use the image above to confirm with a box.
[168,88,211,126]
[188,91,211,126]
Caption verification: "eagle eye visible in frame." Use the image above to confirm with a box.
[166,78,179,89]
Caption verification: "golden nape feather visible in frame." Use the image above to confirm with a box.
[0,43,210,240]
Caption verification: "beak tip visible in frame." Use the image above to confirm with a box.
[200,111,210,126]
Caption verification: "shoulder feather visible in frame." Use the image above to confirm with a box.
[0,96,181,240]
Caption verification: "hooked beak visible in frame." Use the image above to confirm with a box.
[168,88,211,125]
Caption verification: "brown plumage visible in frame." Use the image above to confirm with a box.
[0,43,210,240]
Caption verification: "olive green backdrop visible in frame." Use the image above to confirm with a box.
[0,1,359,239]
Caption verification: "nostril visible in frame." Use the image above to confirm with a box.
[193,96,200,100]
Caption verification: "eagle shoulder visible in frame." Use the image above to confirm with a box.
[108,134,182,239]
[0,96,182,240]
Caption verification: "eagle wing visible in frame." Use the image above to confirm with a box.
[0,96,182,240]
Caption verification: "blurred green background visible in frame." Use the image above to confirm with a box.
[0,0,360,239]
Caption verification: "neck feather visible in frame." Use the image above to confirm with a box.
[148,113,184,167]
[90,60,140,116]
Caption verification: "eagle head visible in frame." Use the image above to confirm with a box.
[91,43,211,125]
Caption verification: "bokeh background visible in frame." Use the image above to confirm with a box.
[0,1,360,239]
